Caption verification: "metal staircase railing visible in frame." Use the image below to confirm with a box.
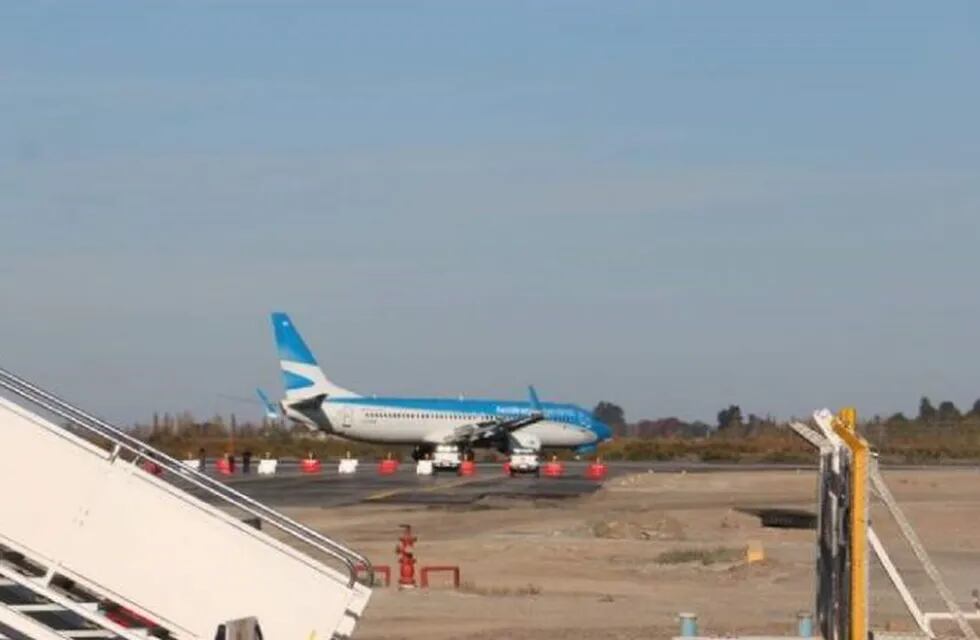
[0,366,372,589]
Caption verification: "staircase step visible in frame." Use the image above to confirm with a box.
[0,604,68,640]
[11,603,65,612]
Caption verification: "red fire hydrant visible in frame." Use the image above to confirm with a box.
[395,524,417,589]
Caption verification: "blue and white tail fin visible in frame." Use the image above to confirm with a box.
[270,312,359,402]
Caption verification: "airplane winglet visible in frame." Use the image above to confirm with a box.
[528,385,542,414]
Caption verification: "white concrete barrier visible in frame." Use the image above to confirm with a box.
[256,459,278,475]
[416,460,433,476]
[182,459,202,471]
[338,458,359,474]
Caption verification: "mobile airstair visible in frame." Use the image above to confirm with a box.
[0,367,372,639]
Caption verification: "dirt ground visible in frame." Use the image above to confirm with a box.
[287,468,980,639]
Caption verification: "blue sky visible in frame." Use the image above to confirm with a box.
[1,1,978,424]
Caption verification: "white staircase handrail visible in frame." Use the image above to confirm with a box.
[0,366,373,588]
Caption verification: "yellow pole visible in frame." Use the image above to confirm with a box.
[833,407,869,640]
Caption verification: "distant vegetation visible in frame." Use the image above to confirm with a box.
[594,396,980,464]
[131,395,980,463]
[133,412,401,461]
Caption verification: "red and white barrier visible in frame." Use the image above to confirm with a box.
[585,459,608,481]
[299,458,322,474]
[256,458,278,475]
[458,460,476,477]
[378,458,399,476]
[542,458,564,478]
[338,458,359,474]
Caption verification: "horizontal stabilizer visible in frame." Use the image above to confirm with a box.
[255,388,279,420]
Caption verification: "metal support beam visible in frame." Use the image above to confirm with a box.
[870,464,979,640]
[868,526,932,637]
[925,613,980,636]
[788,421,830,450]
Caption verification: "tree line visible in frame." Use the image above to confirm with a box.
[593,395,980,438]
[592,396,980,463]
[137,394,980,444]
[124,394,980,463]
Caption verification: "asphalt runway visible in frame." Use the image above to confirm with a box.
[183,457,973,513]
[188,459,828,509]
[201,461,614,509]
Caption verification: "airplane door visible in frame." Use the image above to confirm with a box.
[342,408,353,429]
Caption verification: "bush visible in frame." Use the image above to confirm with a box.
[656,546,745,565]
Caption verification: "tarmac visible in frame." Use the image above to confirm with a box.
[195,461,607,508]
[182,457,978,511]
[189,459,825,509]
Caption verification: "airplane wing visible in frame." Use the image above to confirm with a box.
[427,386,545,446]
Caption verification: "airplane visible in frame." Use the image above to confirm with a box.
[267,312,613,459]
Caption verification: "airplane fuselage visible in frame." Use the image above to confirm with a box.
[312,397,608,449]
